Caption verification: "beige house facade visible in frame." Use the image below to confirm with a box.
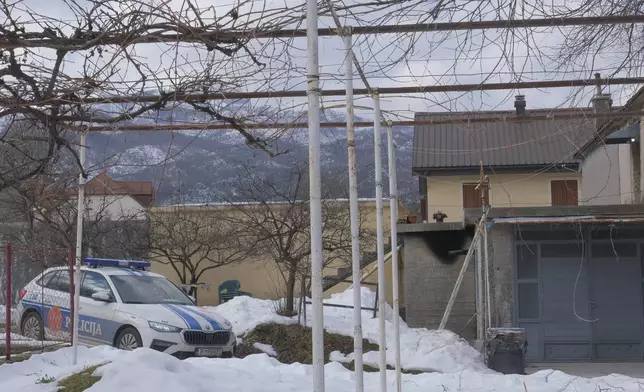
[150,199,408,306]
[425,172,582,223]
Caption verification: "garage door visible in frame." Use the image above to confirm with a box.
[516,229,644,362]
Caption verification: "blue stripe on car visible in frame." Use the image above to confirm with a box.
[163,304,202,330]
[179,306,224,330]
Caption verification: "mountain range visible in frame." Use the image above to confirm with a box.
[84,108,418,211]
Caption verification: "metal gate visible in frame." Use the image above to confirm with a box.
[515,225,644,361]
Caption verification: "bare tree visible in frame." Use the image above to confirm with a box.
[0,174,150,263]
[148,205,250,301]
[0,0,309,193]
[226,160,375,316]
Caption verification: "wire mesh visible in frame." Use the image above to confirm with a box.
[1,243,73,358]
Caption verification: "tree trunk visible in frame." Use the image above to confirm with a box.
[285,264,297,316]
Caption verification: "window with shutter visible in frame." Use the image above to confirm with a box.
[462,183,487,209]
[551,180,578,206]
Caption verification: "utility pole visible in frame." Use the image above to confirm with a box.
[372,91,387,392]
[72,132,87,365]
[475,163,486,342]
[306,0,325,391]
[386,121,402,392]
[342,26,365,392]
[476,162,491,330]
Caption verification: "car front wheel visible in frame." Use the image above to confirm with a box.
[115,327,142,351]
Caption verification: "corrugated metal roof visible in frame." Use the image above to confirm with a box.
[413,109,597,171]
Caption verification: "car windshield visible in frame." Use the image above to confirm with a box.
[110,275,193,305]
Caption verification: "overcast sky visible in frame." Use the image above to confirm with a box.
[9,0,641,123]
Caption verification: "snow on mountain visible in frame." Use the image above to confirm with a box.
[84,109,416,208]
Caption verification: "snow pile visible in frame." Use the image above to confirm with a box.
[209,296,298,335]
[2,347,644,392]
[0,346,123,392]
[321,288,486,373]
[253,342,278,357]
[204,287,485,373]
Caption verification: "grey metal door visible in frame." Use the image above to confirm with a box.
[589,242,643,360]
[517,236,644,362]
[539,243,593,360]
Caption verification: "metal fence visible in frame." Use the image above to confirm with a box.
[1,243,74,360]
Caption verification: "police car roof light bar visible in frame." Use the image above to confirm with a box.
[84,258,151,270]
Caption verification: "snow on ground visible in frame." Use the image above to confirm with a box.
[209,296,298,336]
[2,347,644,392]
[253,343,278,357]
[0,333,66,348]
[206,287,485,374]
[0,346,124,392]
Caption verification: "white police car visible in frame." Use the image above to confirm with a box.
[16,258,236,359]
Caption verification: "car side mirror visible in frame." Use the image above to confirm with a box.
[188,295,196,304]
[92,291,113,303]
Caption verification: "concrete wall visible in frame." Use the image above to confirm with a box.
[402,232,477,339]
[580,144,621,205]
[400,224,515,339]
[156,259,286,306]
[487,223,515,327]
[426,172,581,223]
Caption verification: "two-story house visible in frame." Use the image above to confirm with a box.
[398,88,644,363]
[414,96,592,223]
[84,172,155,220]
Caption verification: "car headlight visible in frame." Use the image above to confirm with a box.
[148,321,182,333]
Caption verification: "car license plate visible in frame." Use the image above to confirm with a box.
[195,347,223,357]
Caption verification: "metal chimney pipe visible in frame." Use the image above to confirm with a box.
[514,95,526,115]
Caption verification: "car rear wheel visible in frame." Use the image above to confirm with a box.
[21,312,44,341]
[115,327,142,351]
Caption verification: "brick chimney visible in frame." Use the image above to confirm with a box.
[514,95,526,116]
[591,73,612,132]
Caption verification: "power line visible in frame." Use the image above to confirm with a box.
[20,77,644,106]
[75,110,644,132]
[3,15,644,49]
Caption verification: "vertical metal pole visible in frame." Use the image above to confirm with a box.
[373,91,387,391]
[5,243,12,361]
[476,230,484,341]
[72,132,86,365]
[344,27,364,392]
[303,278,308,327]
[306,0,325,390]
[484,213,491,329]
[386,123,401,392]
[68,247,75,344]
